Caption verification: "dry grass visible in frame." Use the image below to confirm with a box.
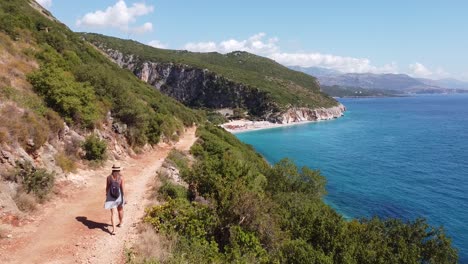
[0,32,38,93]
[55,152,76,173]
[0,104,49,153]
[130,223,175,263]
[0,127,7,144]
[14,191,37,212]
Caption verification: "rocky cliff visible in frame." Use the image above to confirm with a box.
[268,104,346,124]
[104,49,278,117]
[98,47,345,123]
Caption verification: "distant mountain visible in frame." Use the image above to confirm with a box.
[417,78,468,90]
[288,66,342,77]
[318,73,429,92]
[291,66,468,94]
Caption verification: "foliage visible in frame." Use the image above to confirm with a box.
[322,85,398,98]
[166,149,189,172]
[27,64,100,128]
[205,111,228,125]
[158,180,188,200]
[0,104,50,153]
[144,125,458,263]
[82,134,107,161]
[0,0,201,147]
[14,161,55,201]
[82,33,339,110]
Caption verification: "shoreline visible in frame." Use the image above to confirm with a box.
[221,104,346,133]
[221,118,333,134]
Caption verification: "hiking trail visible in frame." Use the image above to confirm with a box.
[0,127,198,264]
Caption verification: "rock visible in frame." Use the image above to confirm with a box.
[7,234,12,238]
[268,104,346,124]
[112,123,127,134]
[99,48,277,118]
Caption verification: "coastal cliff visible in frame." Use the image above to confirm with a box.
[97,47,345,123]
[268,104,346,124]
[106,49,277,116]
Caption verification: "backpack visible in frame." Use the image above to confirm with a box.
[109,176,121,198]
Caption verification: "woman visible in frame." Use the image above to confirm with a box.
[104,164,125,235]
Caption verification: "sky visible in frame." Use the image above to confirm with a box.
[37,0,468,80]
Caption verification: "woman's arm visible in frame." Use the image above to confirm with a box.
[120,177,125,197]
[105,176,109,195]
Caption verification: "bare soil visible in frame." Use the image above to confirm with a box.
[0,127,197,264]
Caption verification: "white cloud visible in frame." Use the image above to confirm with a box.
[407,63,455,80]
[148,40,167,49]
[184,41,217,52]
[408,62,432,77]
[270,53,398,74]
[37,0,52,8]
[184,32,278,55]
[131,22,153,34]
[183,33,396,74]
[76,0,154,34]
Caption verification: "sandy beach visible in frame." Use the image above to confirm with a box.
[220,119,315,133]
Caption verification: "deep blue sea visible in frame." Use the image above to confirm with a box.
[236,94,468,262]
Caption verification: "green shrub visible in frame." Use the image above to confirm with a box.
[15,161,55,201]
[82,134,107,161]
[166,149,189,171]
[27,64,100,128]
[158,180,188,200]
[280,239,333,264]
[205,111,228,125]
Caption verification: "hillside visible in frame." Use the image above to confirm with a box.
[81,33,339,119]
[0,1,459,263]
[0,0,200,217]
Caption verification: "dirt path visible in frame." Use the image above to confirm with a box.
[0,127,197,264]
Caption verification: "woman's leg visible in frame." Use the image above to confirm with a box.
[117,205,124,226]
[110,208,115,234]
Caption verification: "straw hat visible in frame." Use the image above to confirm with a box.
[111,163,121,171]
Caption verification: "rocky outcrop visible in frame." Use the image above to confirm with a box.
[104,49,278,117]
[268,104,346,124]
[98,47,345,123]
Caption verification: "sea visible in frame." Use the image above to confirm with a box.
[236,94,468,262]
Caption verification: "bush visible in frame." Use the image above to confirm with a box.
[158,180,188,200]
[280,239,333,264]
[15,161,55,201]
[27,64,100,128]
[82,134,107,161]
[14,191,37,212]
[55,152,76,173]
[166,149,189,172]
[45,109,64,137]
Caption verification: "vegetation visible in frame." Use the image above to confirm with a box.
[0,1,459,263]
[144,125,458,263]
[82,33,338,110]
[55,152,76,173]
[82,134,107,161]
[13,161,55,201]
[322,85,399,98]
[0,0,202,148]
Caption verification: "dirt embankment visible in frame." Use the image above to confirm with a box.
[0,127,197,264]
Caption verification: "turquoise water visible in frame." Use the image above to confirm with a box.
[236,95,468,262]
